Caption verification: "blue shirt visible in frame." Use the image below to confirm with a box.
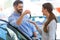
[8,12,37,37]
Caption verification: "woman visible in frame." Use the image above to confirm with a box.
[41,3,57,40]
[31,3,57,40]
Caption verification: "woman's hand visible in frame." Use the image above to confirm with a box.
[28,20,42,34]
[28,20,39,29]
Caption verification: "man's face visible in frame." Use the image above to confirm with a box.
[15,3,23,14]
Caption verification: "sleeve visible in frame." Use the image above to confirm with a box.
[24,14,30,20]
[48,20,57,40]
[8,16,19,27]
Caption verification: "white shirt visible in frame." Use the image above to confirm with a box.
[42,19,57,40]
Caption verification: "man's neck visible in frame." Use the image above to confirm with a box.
[15,10,18,13]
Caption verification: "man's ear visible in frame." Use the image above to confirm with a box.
[14,6,17,8]
[14,6,17,9]
[45,9,47,12]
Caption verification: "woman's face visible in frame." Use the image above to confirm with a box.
[42,7,47,16]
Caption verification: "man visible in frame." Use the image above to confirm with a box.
[8,0,37,38]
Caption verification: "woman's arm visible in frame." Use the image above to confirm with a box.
[48,20,57,40]
[28,20,42,34]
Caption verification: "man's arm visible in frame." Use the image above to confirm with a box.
[16,10,30,25]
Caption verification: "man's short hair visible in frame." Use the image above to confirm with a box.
[13,0,23,6]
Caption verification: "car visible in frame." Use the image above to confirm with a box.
[0,19,32,40]
[0,19,41,40]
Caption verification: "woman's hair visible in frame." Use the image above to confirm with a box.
[42,3,57,33]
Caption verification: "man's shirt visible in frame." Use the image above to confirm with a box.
[8,12,37,37]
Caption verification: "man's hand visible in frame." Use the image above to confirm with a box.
[23,10,30,15]
[16,10,30,25]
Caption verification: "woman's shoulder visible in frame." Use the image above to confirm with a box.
[51,19,56,23]
[48,19,57,26]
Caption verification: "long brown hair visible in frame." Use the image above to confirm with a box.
[42,3,57,33]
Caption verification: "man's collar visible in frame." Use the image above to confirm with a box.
[13,11,21,16]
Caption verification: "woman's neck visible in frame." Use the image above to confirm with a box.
[46,12,50,19]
